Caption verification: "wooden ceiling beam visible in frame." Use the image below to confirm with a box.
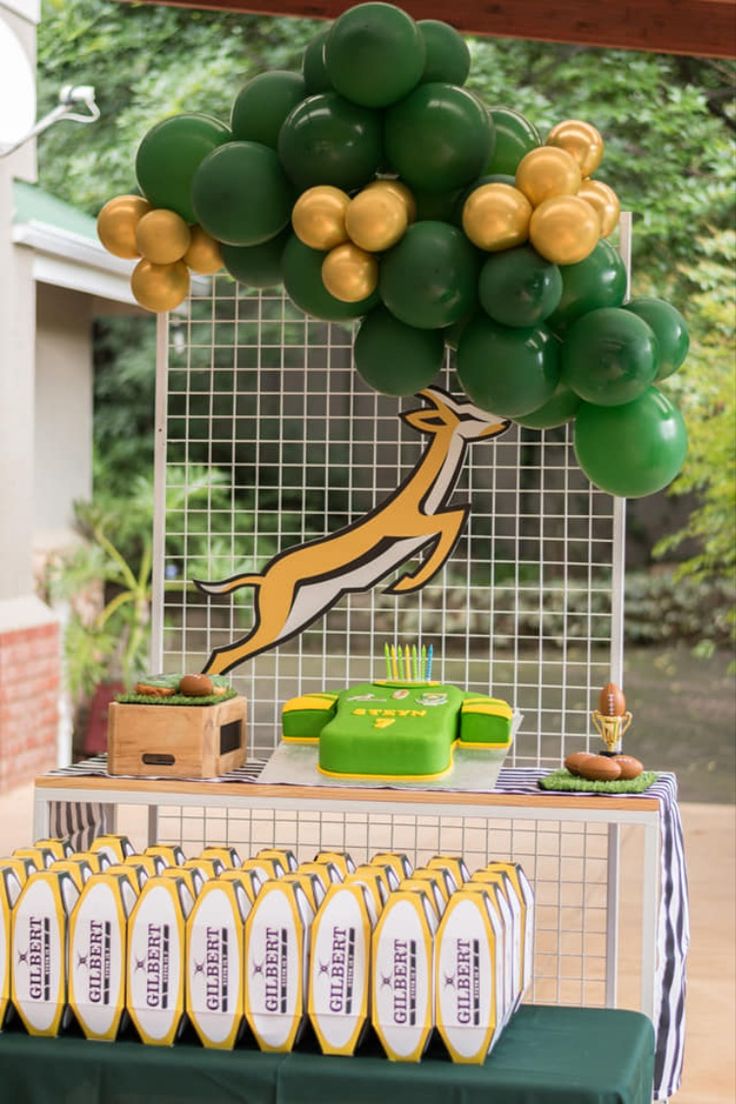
[122,0,736,59]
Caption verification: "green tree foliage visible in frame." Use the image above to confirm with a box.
[37,2,735,596]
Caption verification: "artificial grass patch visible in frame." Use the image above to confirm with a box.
[539,768,659,794]
[116,689,238,707]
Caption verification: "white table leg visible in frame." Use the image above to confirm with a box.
[32,789,51,840]
[147,804,159,846]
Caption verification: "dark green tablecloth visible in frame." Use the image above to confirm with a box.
[0,1005,654,1104]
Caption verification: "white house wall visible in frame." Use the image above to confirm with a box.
[33,283,93,550]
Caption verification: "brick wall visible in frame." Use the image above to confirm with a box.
[0,622,60,792]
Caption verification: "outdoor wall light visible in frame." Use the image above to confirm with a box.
[0,83,100,159]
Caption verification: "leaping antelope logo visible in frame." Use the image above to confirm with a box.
[196,387,510,675]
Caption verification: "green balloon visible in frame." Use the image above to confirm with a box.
[135,113,230,224]
[282,235,378,322]
[231,71,306,149]
[192,141,292,247]
[444,312,474,350]
[278,92,383,191]
[574,387,688,498]
[355,307,445,396]
[514,382,580,428]
[479,246,563,328]
[325,3,425,108]
[302,26,332,94]
[384,82,494,193]
[457,316,560,417]
[221,229,289,289]
[414,186,464,222]
[380,221,478,330]
[547,240,628,334]
[563,308,659,406]
[418,20,470,85]
[486,107,540,175]
[625,297,689,381]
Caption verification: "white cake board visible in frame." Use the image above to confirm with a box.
[255,712,523,792]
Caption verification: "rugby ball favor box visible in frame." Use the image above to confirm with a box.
[69,869,139,1040]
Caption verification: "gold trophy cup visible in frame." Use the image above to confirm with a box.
[591,709,632,754]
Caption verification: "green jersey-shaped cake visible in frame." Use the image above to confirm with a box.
[282,682,513,781]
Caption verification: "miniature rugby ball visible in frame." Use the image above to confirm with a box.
[576,755,621,782]
[179,673,214,697]
[612,755,643,780]
[564,752,595,777]
[598,682,626,717]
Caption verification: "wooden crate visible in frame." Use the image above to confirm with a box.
[107,695,247,778]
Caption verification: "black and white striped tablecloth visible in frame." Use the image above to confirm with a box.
[44,759,688,1100]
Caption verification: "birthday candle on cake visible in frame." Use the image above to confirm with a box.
[421,645,426,682]
[426,644,434,681]
[412,644,418,682]
[384,643,391,680]
[405,644,411,682]
[390,645,399,681]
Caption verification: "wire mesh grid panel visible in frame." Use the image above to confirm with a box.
[154,278,623,768]
[134,802,615,1008]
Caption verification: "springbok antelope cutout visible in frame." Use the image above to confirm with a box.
[195,387,510,675]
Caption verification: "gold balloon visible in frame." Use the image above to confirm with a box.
[184,225,223,274]
[547,119,605,178]
[135,209,191,265]
[97,195,151,259]
[516,147,581,208]
[462,183,532,252]
[321,243,378,302]
[365,178,417,223]
[529,195,601,266]
[578,178,621,238]
[292,186,350,251]
[131,259,190,313]
[345,187,408,252]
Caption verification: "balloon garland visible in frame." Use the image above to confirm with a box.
[97,1,689,500]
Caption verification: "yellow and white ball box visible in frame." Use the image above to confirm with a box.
[435,886,505,1063]
[12,869,80,1036]
[244,879,314,1052]
[371,887,437,1062]
[199,846,242,869]
[69,870,138,1041]
[12,846,55,872]
[345,866,390,920]
[90,834,135,865]
[472,869,524,1013]
[282,871,327,913]
[242,857,285,882]
[49,858,95,890]
[427,854,470,888]
[298,861,342,888]
[486,862,535,996]
[33,838,73,861]
[257,848,298,872]
[0,864,26,1028]
[144,844,186,868]
[366,853,412,883]
[400,877,446,921]
[186,878,252,1050]
[461,881,515,1025]
[219,867,264,904]
[308,881,374,1056]
[126,874,194,1046]
[313,852,356,878]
